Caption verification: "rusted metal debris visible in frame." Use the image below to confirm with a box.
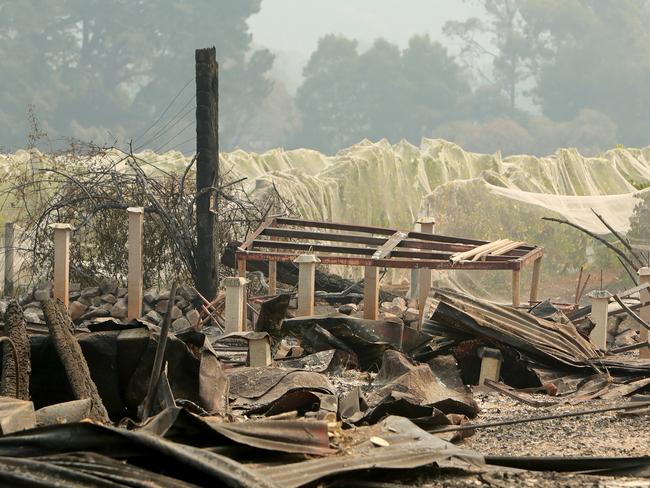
[4,258,650,487]
[426,288,601,369]
[236,216,543,271]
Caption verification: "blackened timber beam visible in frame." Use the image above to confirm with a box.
[264,227,384,246]
[237,250,522,270]
[252,239,524,262]
[239,216,276,251]
[276,217,396,235]
[260,227,530,256]
[253,240,374,255]
[518,246,545,266]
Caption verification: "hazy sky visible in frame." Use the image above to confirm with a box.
[249,0,479,91]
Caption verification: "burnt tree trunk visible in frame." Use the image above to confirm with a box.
[1,301,30,400]
[195,47,219,300]
[42,298,109,423]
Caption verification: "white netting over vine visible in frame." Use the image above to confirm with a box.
[2,138,649,301]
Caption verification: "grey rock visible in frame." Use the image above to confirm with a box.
[35,279,52,292]
[391,297,407,313]
[155,300,168,313]
[186,308,200,327]
[143,302,152,314]
[178,285,198,303]
[69,282,81,292]
[78,296,92,307]
[145,310,162,324]
[117,287,128,298]
[403,307,420,323]
[175,298,188,310]
[69,301,88,321]
[171,317,191,332]
[618,316,639,334]
[380,312,403,325]
[33,288,51,301]
[24,311,42,323]
[110,299,128,319]
[614,328,639,348]
[380,299,406,316]
[0,300,7,316]
[158,290,170,301]
[170,305,182,320]
[24,306,44,320]
[17,291,33,305]
[101,294,117,305]
[338,303,358,315]
[79,307,110,321]
[144,288,159,304]
[69,291,81,301]
[81,287,101,298]
[99,278,119,296]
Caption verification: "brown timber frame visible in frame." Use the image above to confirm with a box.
[236,217,544,314]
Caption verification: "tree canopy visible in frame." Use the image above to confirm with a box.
[0,0,273,151]
[2,0,650,157]
[294,34,470,154]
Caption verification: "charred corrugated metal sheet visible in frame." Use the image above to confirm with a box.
[257,416,485,487]
[426,289,601,369]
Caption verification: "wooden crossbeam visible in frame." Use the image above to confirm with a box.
[372,231,407,259]
[239,216,276,251]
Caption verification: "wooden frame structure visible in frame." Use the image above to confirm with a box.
[236,217,544,313]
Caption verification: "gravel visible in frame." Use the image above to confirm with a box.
[464,391,650,457]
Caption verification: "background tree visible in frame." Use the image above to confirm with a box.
[0,0,275,152]
[523,0,650,147]
[293,34,469,154]
[444,0,539,111]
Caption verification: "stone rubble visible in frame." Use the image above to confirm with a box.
[8,279,201,332]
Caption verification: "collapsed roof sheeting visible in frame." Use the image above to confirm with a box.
[427,288,601,369]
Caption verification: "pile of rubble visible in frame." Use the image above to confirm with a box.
[608,314,641,349]
[0,275,650,486]
[9,279,202,332]
[337,296,420,325]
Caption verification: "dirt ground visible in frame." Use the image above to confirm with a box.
[447,391,650,487]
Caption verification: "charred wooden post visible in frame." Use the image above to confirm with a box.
[4,222,14,297]
[295,254,320,316]
[127,207,144,320]
[195,47,219,301]
[50,223,72,307]
[588,289,612,350]
[529,256,543,304]
[417,218,435,327]
[363,266,380,320]
[237,256,247,321]
[639,267,650,358]
[268,261,277,294]
[1,302,30,400]
[248,334,272,367]
[224,277,248,333]
[478,347,503,385]
[512,270,521,307]
[42,298,109,423]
